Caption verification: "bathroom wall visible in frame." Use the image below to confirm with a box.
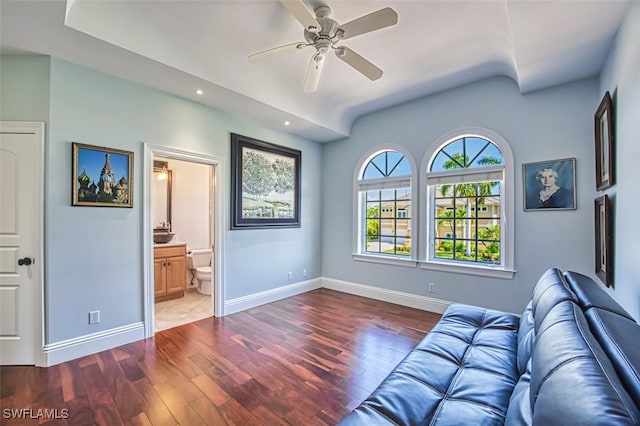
[164,158,211,252]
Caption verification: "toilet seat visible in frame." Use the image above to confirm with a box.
[196,266,211,274]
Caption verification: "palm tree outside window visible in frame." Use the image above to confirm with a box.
[428,137,504,265]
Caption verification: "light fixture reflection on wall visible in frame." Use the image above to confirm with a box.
[154,160,169,181]
[157,166,168,181]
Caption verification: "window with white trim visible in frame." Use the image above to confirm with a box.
[356,150,414,260]
[423,132,515,277]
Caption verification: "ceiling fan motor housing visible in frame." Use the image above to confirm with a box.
[304,6,340,54]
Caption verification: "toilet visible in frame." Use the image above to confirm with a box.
[185,248,212,295]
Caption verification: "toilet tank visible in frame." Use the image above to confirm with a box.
[186,248,211,269]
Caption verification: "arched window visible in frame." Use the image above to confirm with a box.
[354,148,416,265]
[422,129,514,278]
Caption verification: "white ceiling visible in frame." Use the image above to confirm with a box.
[0,0,630,142]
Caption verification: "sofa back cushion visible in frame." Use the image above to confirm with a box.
[529,300,639,425]
[505,358,532,425]
[517,268,575,379]
[516,301,535,376]
[586,307,640,411]
[564,271,634,319]
[531,268,577,334]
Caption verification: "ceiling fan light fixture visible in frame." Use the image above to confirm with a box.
[250,0,398,92]
[304,53,325,93]
[312,53,324,66]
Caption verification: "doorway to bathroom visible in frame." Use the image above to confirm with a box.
[143,144,224,337]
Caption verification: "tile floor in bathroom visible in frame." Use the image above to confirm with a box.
[154,289,213,332]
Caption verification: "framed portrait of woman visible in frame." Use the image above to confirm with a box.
[523,158,576,211]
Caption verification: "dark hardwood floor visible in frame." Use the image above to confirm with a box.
[1,289,440,425]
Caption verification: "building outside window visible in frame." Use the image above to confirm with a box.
[422,130,515,278]
[355,149,415,263]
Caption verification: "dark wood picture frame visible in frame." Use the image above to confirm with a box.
[595,91,615,190]
[231,133,301,229]
[594,194,613,287]
[72,142,133,207]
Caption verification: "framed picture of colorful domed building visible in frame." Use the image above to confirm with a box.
[72,142,133,207]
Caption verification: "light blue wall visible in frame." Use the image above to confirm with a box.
[599,2,640,321]
[322,76,598,314]
[0,55,50,122]
[2,56,323,344]
[3,19,636,348]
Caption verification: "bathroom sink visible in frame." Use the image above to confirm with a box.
[153,232,175,244]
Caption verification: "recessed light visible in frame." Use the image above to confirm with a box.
[284,121,290,126]
[196,89,204,95]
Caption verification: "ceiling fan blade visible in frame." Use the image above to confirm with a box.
[335,46,383,81]
[337,7,398,40]
[248,42,306,63]
[304,54,324,93]
[279,0,320,32]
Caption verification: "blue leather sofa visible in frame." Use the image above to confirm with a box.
[338,268,640,425]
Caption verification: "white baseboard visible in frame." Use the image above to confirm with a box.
[224,277,323,315]
[38,277,445,366]
[41,322,144,366]
[322,277,452,314]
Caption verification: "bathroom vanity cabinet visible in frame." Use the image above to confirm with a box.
[154,243,186,302]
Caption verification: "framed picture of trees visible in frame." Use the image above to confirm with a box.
[231,133,301,229]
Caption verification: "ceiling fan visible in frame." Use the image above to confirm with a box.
[249,0,398,93]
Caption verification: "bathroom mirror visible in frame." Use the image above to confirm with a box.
[153,160,172,231]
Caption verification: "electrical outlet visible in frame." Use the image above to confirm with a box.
[428,283,436,293]
[89,310,100,324]
[288,272,293,281]
[303,269,307,278]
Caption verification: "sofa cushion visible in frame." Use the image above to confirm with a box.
[530,300,640,425]
[564,271,635,319]
[338,304,520,426]
[531,268,576,334]
[505,358,532,425]
[516,301,535,376]
[586,307,640,409]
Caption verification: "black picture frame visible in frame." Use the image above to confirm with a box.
[595,91,615,190]
[523,158,576,211]
[231,133,301,229]
[594,194,613,287]
[72,142,133,207]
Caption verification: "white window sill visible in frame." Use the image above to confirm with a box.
[419,260,515,279]
[352,253,418,268]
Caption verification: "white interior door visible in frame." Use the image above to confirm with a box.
[0,122,44,365]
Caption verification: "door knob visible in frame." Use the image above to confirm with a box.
[17,257,33,266]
